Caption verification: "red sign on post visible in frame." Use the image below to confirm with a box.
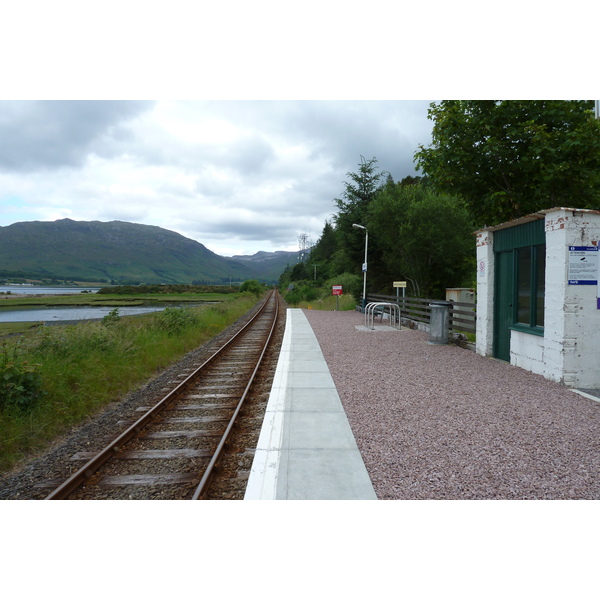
[332,285,343,296]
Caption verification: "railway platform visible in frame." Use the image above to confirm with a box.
[244,308,377,500]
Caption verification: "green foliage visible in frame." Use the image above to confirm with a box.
[154,306,200,335]
[98,284,238,295]
[239,279,265,296]
[102,308,121,325]
[334,156,385,212]
[324,273,362,304]
[283,281,318,305]
[35,322,122,357]
[333,156,385,272]
[313,221,337,258]
[415,100,600,226]
[290,262,310,282]
[282,273,362,307]
[285,155,475,304]
[307,221,338,283]
[369,182,474,298]
[278,264,293,289]
[0,343,44,412]
[0,219,291,285]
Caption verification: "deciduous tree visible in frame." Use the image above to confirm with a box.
[369,182,474,297]
[414,100,600,226]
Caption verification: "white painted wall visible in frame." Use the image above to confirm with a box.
[511,330,545,374]
[541,212,570,383]
[545,209,600,388]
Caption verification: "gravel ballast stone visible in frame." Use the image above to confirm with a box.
[302,309,600,500]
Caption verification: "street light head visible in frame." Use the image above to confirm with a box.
[352,223,366,230]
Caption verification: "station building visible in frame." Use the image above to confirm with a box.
[475,207,600,388]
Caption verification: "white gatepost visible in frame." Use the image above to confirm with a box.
[543,209,600,387]
[475,229,494,357]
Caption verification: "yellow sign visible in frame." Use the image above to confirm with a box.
[393,281,407,288]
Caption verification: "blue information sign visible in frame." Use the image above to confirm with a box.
[568,246,598,285]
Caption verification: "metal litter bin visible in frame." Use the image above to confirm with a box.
[428,301,452,345]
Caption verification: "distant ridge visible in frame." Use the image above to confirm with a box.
[232,250,300,262]
[0,219,299,284]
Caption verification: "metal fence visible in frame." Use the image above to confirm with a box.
[366,294,476,335]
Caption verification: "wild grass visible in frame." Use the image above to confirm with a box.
[0,292,232,308]
[287,294,357,312]
[0,293,258,474]
[0,322,43,337]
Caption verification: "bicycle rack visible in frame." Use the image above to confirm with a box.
[364,302,401,330]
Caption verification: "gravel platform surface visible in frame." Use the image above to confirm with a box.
[303,309,600,500]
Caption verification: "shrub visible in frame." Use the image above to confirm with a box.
[282,280,320,305]
[239,280,264,296]
[0,342,44,411]
[284,290,302,305]
[34,322,119,356]
[324,273,362,303]
[155,306,199,335]
[102,307,121,325]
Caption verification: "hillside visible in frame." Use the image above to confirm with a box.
[0,219,298,284]
[231,250,300,282]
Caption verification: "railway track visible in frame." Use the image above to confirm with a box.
[45,290,282,500]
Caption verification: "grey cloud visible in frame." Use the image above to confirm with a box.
[0,100,153,172]
[134,130,274,180]
[285,100,432,180]
[190,212,298,245]
[101,100,429,187]
[224,133,275,176]
[192,100,430,184]
[194,176,235,199]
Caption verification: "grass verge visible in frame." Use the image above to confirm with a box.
[287,294,357,311]
[0,293,259,474]
[0,322,43,338]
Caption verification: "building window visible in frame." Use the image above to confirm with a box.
[517,247,532,325]
[535,244,545,327]
[516,243,545,330]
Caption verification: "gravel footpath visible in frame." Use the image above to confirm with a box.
[303,309,600,500]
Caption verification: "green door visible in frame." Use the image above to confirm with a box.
[493,250,514,361]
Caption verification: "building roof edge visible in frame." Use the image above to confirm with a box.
[474,207,600,235]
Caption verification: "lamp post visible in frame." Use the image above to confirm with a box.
[352,223,368,311]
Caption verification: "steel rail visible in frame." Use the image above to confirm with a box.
[192,290,279,499]
[45,290,276,500]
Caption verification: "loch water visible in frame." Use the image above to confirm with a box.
[0,305,169,323]
[0,286,201,324]
[1,285,101,295]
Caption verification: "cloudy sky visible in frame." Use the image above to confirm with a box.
[1,2,595,259]
[0,100,434,256]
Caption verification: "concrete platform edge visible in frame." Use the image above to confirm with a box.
[244,308,377,500]
[243,309,293,499]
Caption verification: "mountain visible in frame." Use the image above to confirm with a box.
[0,219,298,284]
[232,250,300,282]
